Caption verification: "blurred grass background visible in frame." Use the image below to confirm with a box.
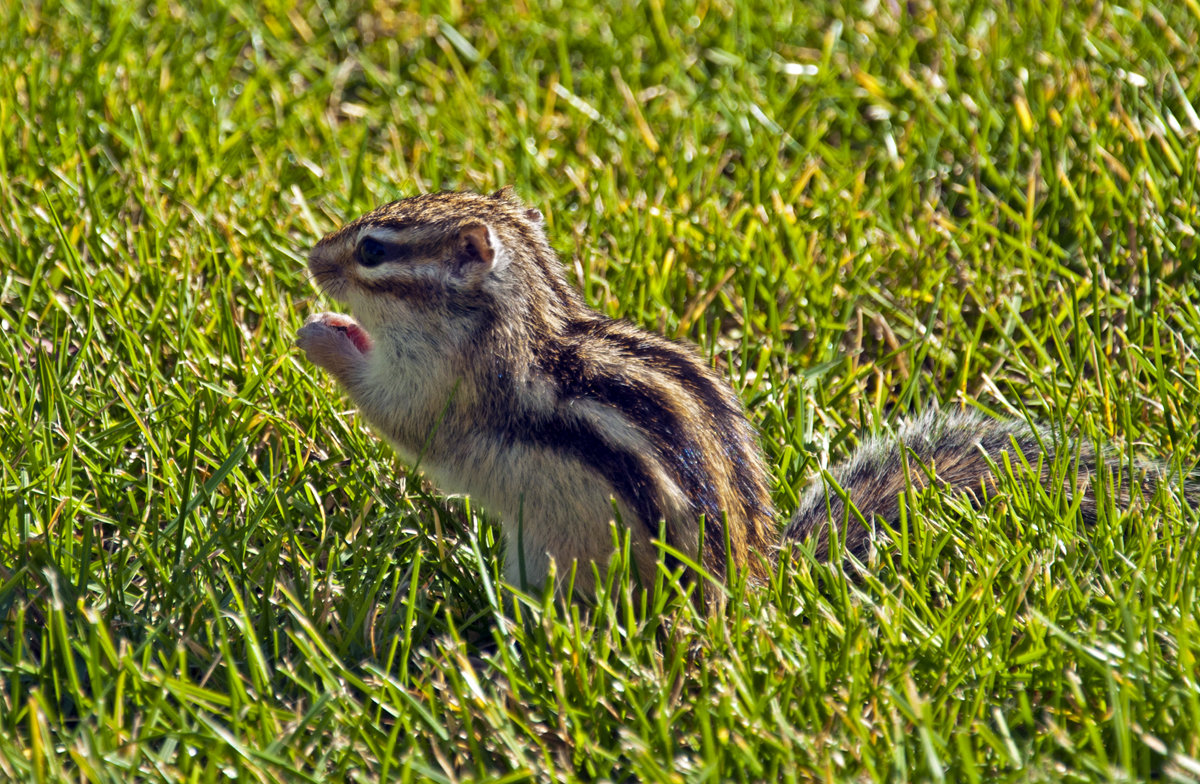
[1,0,1199,780]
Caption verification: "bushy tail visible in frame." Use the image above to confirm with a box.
[782,409,1194,560]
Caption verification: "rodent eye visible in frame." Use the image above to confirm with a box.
[357,236,394,267]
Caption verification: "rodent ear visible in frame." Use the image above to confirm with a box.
[453,222,499,282]
[458,223,494,264]
[491,186,543,225]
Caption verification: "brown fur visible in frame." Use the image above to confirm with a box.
[299,189,774,595]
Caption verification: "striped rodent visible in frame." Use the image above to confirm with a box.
[296,188,1185,595]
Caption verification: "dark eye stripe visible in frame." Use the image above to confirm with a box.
[357,236,403,267]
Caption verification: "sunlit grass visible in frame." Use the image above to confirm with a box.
[1,0,1198,780]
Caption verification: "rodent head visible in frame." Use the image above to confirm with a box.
[307,188,555,340]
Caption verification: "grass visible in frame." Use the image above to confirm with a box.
[2,0,1199,780]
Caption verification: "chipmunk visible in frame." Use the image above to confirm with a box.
[296,188,1185,595]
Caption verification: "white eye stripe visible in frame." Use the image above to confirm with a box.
[356,224,446,246]
[355,263,399,283]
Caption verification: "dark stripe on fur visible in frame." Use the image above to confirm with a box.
[357,277,442,302]
[495,405,667,542]
[538,324,727,540]
[581,319,776,553]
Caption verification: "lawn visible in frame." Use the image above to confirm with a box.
[2,0,1199,780]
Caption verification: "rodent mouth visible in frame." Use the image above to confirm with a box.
[318,312,374,354]
[341,321,373,354]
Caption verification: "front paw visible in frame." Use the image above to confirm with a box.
[296,312,370,378]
